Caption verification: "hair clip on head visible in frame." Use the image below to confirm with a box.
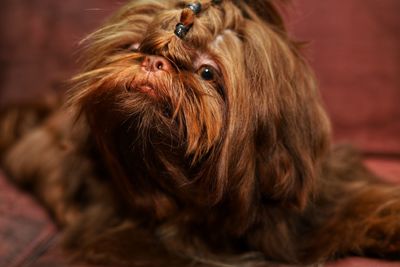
[174,23,190,39]
[187,2,202,15]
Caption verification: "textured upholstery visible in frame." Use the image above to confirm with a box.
[289,0,400,155]
[0,171,57,267]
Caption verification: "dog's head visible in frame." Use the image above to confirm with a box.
[70,0,330,226]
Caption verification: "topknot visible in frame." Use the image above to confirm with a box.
[174,0,224,39]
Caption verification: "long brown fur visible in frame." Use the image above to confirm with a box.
[1,0,400,266]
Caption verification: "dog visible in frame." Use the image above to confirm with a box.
[1,0,399,266]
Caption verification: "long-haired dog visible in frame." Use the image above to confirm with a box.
[1,0,399,266]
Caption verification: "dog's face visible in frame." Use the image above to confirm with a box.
[71,0,330,225]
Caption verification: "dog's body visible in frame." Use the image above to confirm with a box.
[1,1,400,266]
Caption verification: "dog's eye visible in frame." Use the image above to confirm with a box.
[198,66,216,81]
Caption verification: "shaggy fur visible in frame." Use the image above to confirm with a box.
[1,0,400,266]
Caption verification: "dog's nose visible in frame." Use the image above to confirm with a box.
[141,56,172,73]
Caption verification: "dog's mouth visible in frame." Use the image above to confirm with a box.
[135,83,157,97]
[129,73,162,98]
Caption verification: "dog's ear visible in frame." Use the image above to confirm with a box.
[237,16,331,210]
[253,72,330,210]
[235,0,287,31]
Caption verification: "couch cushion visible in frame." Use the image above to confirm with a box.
[365,158,400,183]
[0,0,121,105]
[327,257,400,267]
[0,171,56,267]
[288,0,400,155]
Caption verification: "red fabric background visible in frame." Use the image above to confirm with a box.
[0,0,121,104]
[288,0,400,155]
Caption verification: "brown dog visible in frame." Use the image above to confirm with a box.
[1,0,399,266]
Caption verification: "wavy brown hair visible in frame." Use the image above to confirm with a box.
[2,0,400,266]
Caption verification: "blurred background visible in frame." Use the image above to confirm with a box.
[0,0,399,161]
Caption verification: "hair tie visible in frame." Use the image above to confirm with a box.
[188,2,202,15]
[174,23,190,39]
[174,0,223,39]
